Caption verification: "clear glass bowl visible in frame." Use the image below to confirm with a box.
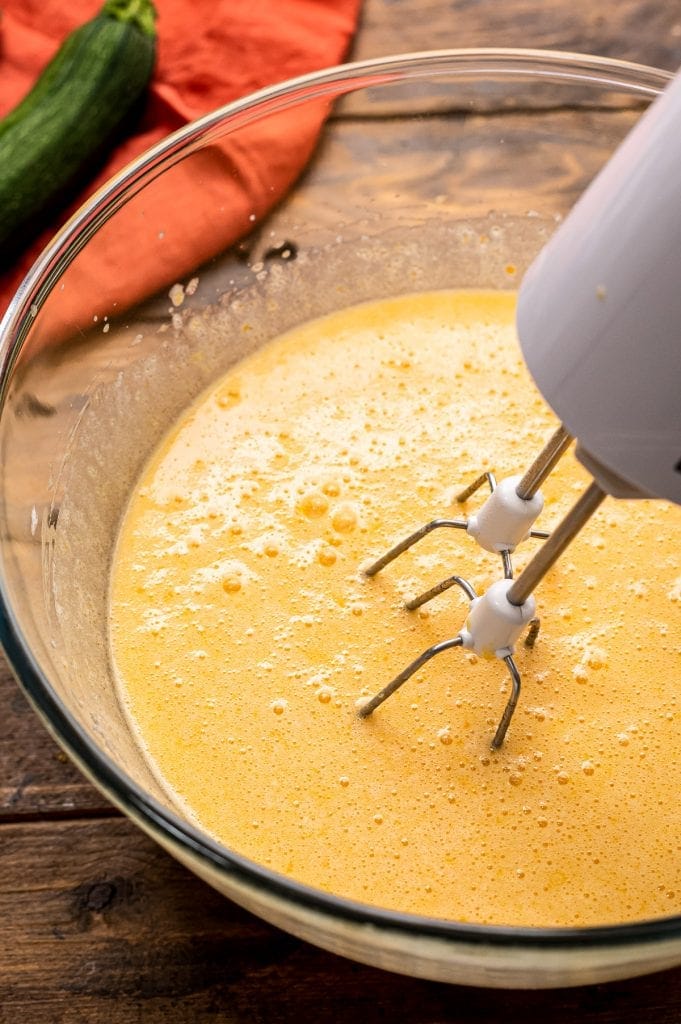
[0,49,677,989]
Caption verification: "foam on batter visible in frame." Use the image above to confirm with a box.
[109,290,681,926]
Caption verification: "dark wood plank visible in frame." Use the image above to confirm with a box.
[0,661,112,819]
[289,106,639,223]
[3,817,681,1023]
[353,0,681,72]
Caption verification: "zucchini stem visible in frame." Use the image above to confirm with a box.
[103,0,157,37]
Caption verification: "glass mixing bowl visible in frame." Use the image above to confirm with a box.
[0,50,677,989]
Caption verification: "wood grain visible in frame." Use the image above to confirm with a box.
[3,817,681,1024]
[0,661,110,820]
[290,106,640,223]
[352,0,681,72]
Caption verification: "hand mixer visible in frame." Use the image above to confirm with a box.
[359,69,681,748]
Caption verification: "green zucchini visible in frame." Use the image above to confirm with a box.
[0,0,157,263]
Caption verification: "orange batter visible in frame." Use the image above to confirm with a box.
[109,290,681,927]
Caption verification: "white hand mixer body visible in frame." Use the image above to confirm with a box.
[360,69,681,746]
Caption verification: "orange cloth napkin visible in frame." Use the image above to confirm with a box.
[0,0,362,321]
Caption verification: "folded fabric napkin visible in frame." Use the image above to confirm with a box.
[0,0,362,322]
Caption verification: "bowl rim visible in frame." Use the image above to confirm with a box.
[1,47,680,953]
[0,47,673,348]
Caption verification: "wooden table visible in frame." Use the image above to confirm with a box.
[3,2,681,1020]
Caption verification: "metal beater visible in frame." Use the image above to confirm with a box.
[358,425,603,748]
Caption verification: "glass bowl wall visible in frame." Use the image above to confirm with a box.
[0,50,676,988]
